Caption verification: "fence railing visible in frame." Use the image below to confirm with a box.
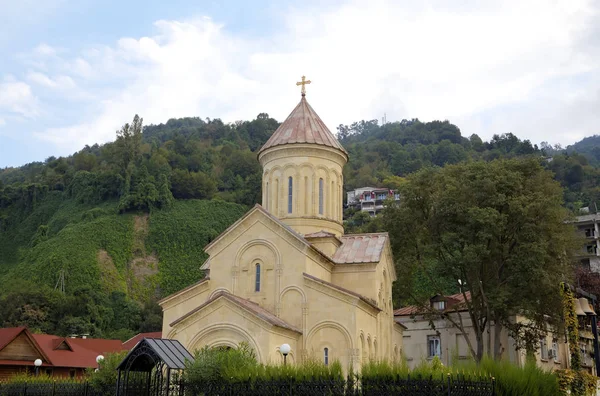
[0,382,106,396]
[0,375,495,396]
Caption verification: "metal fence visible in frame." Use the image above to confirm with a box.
[0,375,495,396]
[0,382,106,396]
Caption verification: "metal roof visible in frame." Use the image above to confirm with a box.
[258,96,348,156]
[117,338,193,371]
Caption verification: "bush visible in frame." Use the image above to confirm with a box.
[87,351,128,395]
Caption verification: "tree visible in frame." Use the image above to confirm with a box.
[384,158,577,362]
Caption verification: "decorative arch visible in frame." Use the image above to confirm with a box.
[235,239,281,271]
[359,332,366,363]
[189,323,263,362]
[280,285,307,303]
[208,287,232,299]
[307,321,354,350]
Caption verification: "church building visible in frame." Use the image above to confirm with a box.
[160,80,403,370]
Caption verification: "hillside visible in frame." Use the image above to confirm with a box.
[1,112,600,338]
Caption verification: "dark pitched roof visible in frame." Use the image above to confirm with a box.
[303,273,380,311]
[117,338,193,371]
[170,291,302,334]
[258,96,348,156]
[332,233,388,264]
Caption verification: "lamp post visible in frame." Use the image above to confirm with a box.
[34,359,42,376]
[280,344,291,366]
[96,355,104,373]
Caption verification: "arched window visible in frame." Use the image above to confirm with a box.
[319,178,324,215]
[288,177,293,214]
[324,347,329,366]
[265,182,269,210]
[255,263,261,292]
[304,176,309,214]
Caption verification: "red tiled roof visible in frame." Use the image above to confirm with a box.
[303,273,380,311]
[258,96,348,156]
[33,334,126,368]
[332,233,388,264]
[170,291,302,334]
[0,327,127,369]
[394,292,471,316]
[122,332,163,350]
[0,327,26,351]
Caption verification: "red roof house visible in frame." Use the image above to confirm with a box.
[0,327,128,380]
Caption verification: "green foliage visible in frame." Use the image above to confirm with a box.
[87,351,129,395]
[384,158,578,361]
[147,200,246,295]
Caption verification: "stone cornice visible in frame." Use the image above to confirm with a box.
[259,144,348,167]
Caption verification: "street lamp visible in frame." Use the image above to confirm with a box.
[96,355,104,364]
[34,359,42,376]
[280,344,291,366]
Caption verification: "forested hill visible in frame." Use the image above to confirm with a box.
[0,113,599,340]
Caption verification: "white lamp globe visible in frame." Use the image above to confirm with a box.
[96,355,104,363]
[280,344,291,356]
[34,359,42,367]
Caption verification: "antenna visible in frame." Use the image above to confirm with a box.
[55,269,65,294]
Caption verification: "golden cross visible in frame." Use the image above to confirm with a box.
[296,75,311,96]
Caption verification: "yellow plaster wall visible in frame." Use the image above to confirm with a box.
[259,145,346,237]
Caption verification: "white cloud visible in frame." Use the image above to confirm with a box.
[29,0,600,152]
[27,71,76,90]
[0,77,39,117]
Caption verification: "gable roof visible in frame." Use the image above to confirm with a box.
[170,291,302,334]
[122,332,163,350]
[332,233,388,264]
[203,204,333,267]
[0,327,126,369]
[33,334,126,368]
[303,273,380,311]
[0,327,52,364]
[117,338,193,371]
[258,96,348,156]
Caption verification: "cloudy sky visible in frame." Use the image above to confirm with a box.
[0,0,598,167]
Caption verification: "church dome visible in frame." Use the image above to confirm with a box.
[257,96,348,157]
[258,90,347,238]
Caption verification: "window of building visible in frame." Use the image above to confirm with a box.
[586,244,597,255]
[319,178,324,215]
[324,347,329,366]
[581,258,591,270]
[540,338,548,360]
[377,193,386,200]
[255,263,261,292]
[551,339,559,361]
[432,301,446,311]
[364,194,372,201]
[585,228,595,238]
[265,182,269,210]
[394,193,400,200]
[288,177,293,214]
[427,335,441,358]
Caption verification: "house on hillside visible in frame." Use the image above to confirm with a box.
[395,292,597,374]
[0,327,153,379]
[575,210,600,272]
[346,187,400,217]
